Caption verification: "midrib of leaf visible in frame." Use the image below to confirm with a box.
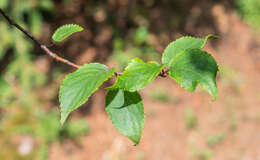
[127,92,143,137]
[59,64,115,123]
[169,50,218,99]
[52,24,83,42]
[171,67,214,87]
[108,91,144,141]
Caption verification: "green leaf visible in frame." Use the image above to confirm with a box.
[106,89,144,145]
[168,49,218,100]
[52,24,84,42]
[59,63,115,124]
[29,10,42,37]
[162,35,217,66]
[109,58,164,92]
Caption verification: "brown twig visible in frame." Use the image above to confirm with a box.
[0,8,168,77]
[114,72,122,77]
[0,8,79,69]
[158,68,169,78]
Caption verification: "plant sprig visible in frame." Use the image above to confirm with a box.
[0,9,219,145]
[52,25,219,145]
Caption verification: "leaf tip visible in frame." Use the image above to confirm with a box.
[106,86,115,91]
[211,93,218,102]
[206,34,220,40]
[60,112,69,125]
[130,136,141,146]
[133,142,140,146]
[60,119,65,126]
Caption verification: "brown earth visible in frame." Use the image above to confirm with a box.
[47,4,260,160]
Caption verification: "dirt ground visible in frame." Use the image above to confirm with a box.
[48,4,260,160]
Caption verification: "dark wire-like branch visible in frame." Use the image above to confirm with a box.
[0,8,79,69]
[158,68,169,78]
[0,8,168,77]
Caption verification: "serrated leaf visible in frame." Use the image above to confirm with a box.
[162,35,217,66]
[109,58,164,92]
[168,49,218,100]
[59,63,115,124]
[106,89,144,145]
[52,24,83,43]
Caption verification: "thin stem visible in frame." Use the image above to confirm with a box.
[0,8,168,77]
[0,8,79,69]
[158,68,169,78]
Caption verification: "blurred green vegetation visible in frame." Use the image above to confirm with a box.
[149,88,171,103]
[194,149,213,160]
[0,0,53,105]
[109,26,160,71]
[185,108,198,130]
[0,0,259,159]
[0,107,89,160]
[206,132,225,147]
[0,1,89,159]
[236,0,260,30]
[148,87,180,103]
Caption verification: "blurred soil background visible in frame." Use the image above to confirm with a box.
[1,0,260,160]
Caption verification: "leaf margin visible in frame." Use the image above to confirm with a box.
[52,24,84,43]
[162,34,218,66]
[59,63,115,124]
[108,57,164,92]
[168,48,219,100]
[105,89,145,145]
